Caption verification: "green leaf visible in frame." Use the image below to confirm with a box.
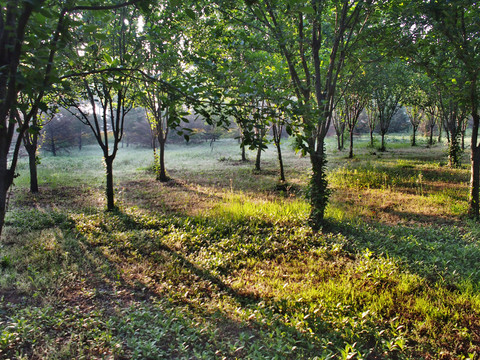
[185,9,196,20]
[103,53,113,65]
[253,8,264,19]
[297,6,314,14]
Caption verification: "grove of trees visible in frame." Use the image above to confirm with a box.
[1,0,479,236]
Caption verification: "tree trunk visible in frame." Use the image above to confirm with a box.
[27,145,39,193]
[255,143,262,171]
[158,137,168,182]
[411,126,417,146]
[429,125,434,146]
[380,133,386,151]
[241,143,246,162]
[349,129,354,158]
[272,125,285,182]
[469,105,480,218]
[337,133,342,150]
[370,130,374,147]
[448,134,460,167]
[309,146,329,230]
[461,130,466,150]
[105,156,115,211]
[51,136,56,156]
[78,131,82,151]
[470,145,480,219]
[24,132,39,193]
[0,150,15,238]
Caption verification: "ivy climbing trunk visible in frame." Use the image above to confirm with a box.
[309,144,329,230]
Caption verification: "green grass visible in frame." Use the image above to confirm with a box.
[2,135,480,359]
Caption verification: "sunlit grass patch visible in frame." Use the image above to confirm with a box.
[208,192,310,225]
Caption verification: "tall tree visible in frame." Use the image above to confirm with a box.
[62,7,140,210]
[228,0,375,227]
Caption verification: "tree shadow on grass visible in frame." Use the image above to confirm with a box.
[322,215,480,287]
[65,209,348,358]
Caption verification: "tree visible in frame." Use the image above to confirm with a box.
[62,7,140,211]
[17,97,56,193]
[404,73,428,146]
[437,91,468,167]
[405,104,424,146]
[370,61,405,152]
[231,0,376,228]
[137,5,193,181]
[335,62,371,158]
[424,103,438,146]
[332,109,346,151]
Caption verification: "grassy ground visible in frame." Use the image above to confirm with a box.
[1,134,479,359]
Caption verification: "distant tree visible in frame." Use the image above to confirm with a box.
[332,109,345,151]
[404,75,428,146]
[41,109,78,156]
[424,104,439,146]
[17,95,56,193]
[438,92,469,167]
[371,61,405,151]
[405,105,424,146]
[365,99,378,148]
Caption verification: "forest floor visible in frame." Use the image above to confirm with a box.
[1,135,479,359]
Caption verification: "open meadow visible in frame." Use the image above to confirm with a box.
[1,135,480,359]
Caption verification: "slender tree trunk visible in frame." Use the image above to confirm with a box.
[429,125,434,146]
[380,133,386,151]
[51,136,56,156]
[27,146,39,193]
[0,148,15,238]
[461,130,466,150]
[158,137,168,182]
[78,131,82,151]
[370,130,374,147]
[411,126,417,146]
[349,129,354,158]
[255,143,262,171]
[241,143,246,162]
[105,156,115,211]
[470,144,480,219]
[272,125,285,182]
[469,104,480,218]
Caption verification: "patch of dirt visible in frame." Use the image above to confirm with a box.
[120,179,223,216]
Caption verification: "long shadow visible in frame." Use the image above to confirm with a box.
[322,215,480,287]
[66,209,353,358]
